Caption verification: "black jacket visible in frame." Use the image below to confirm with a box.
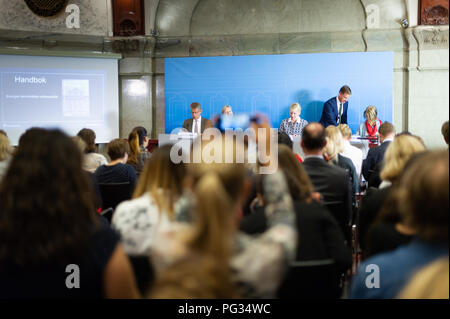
[362,140,392,186]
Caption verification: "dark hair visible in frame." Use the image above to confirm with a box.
[132,126,148,146]
[0,130,7,137]
[277,145,314,202]
[0,128,100,266]
[302,123,326,150]
[107,138,130,161]
[339,85,352,95]
[441,121,449,144]
[278,131,293,149]
[378,122,395,137]
[77,128,97,153]
[190,102,201,110]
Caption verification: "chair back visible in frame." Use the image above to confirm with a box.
[98,182,133,221]
[277,259,341,299]
[323,201,351,243]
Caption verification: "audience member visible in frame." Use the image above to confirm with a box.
[350,150,448,299]
[113,144,186,256]
[0,133,12,182]
[362,121,395,188]
[182,102,213,134]
[77,128,108,173]
[0,128,140,298]
[338,124,363,177]
[279,103,308,138]
[150,137,297,298]
[441,120,449,146]
[358,135,426,253]
[127,126,152,175]
[301,123,352,237]
[278,131,302,162]
[324,126,359,200]
[94,138,137,190]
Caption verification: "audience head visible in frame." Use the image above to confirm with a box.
[107,138,130,162]
[289,103,301,120]
[324,125,344,162]
[364,106,378,125]
[301,122,326,154]
[0,128,99,266]
[133,144,186,219]
[380,135,426,183]
[221,105,233,116]
[0,130,7,137]
[338,124,352,140]
[186,138,247,262]
[441,121,449,145]
[378,122,395,142]
[397,150,448,244]
[127,130,141,166]
[338,85,351,104]
[0,133,11,161]
[77,128,97,153]
[278,131,293,149]
[276,144,314,202]
[132,126,149,147]
[190,102,202,120]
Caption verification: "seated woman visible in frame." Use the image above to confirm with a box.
[94,138,137,190]
[112,144,186,256]
[221,105,233,116]
[127,126,151,176]
[0,128,139,298]
[0,133,12,182]
[357,105,382,147]
[77,128,108,173]
[279,103,308,139]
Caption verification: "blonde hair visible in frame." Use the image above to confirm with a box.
[324,126,344,161]
[133,144,186,220]
[290,103,301,115]
[364,106,378,124]
[380,135,426,182]
[221,105,232,114]
[127,129,141,166]
[186,138,246,264]
[338,124,352,139]
[398,257,449,299]
[0,134,11,161]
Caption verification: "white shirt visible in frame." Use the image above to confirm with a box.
[336,96,343,124]
[84,152,108,173]
[192,116,202,134]
[340,139,363,178]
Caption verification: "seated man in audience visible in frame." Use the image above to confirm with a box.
[94,138,137,191]
[301,123,353,238]
[441,120,449,147]
[182,102,213,134]
[362,122,395,188]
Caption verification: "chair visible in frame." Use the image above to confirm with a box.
[98,182,133,222]
[322,201,352,244]
[277,259,342,299]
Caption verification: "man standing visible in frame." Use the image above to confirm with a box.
[182,102,213,134]
[320,85,352,128]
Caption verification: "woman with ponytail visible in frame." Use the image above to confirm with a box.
[127,126,151,175]
[149,138,297,298]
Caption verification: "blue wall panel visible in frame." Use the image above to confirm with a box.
[165,52,393,134]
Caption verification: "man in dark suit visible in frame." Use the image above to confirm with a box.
[362,122,395,187]
[301,122,353,240]
[319,85,351,128]
[182,102,213,134]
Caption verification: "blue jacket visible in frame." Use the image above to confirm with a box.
[319,97,348,127]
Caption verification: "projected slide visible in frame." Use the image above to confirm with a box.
[165,52,393,134]
[0,54,119,145]
[1,69,104,123]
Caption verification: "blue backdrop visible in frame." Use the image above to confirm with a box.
[165,52,393,134]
